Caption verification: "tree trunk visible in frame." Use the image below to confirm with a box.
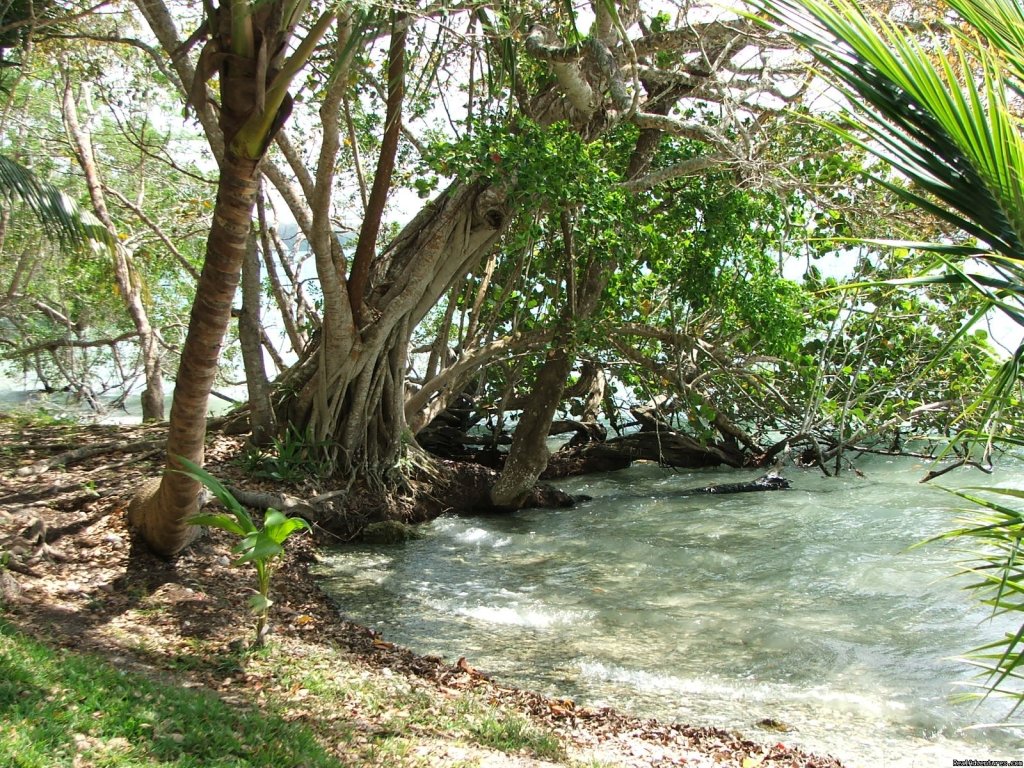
[562,360,606,422]
[348,10,407,327]
[127,0,333,555]
[256,189,306,355]
[60,77,165,421]
[279,180,509,482]
[128,151,261,555]
[490,346,575,509]
[489,229,608,508]
[239,230,276,445]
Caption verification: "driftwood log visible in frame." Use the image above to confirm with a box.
[678,471,790,496]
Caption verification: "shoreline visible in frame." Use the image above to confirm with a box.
[0,417,847,767]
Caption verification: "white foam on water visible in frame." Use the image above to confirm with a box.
[575,659,1020,767]
[446,601,594,629]
[578,659,900,715]
[458,526,490,543]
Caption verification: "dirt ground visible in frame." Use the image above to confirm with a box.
[0,419,844,767]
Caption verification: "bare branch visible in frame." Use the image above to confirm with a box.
[104,186,200,281]
[621,155,736,190]
[920,458,993,483]
[13,331,138,357]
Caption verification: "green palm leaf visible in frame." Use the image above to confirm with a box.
[945,0,1024,85]
[749,0,1024,259]
[0,155,112,248]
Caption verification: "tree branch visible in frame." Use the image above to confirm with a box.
[12,331,138,357]
[104,186,200,281]
[348,11,408,327]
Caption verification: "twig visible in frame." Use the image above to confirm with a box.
[919,458,993,483]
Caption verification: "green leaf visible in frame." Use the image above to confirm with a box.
[0,155,114,249]
[188,513,248,537]
[172,455,255,533]
[263,509,312,544]
[248,593,273,613]
[234,532,285,565]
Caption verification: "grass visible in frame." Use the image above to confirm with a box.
[0,621,340,768]
[0,620,570,767]
[469,711,563,757]
[254,644,567,763]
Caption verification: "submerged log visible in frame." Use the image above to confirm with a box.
[542,443,634,479]
[678,471,790,496]
[542,428,753,478]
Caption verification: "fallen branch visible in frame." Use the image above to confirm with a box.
[15,437,165,476]
[1,516,66,578]
[224,486,348,518]
[84,448,164,474]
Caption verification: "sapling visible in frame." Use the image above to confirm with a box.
[176,456,311,647]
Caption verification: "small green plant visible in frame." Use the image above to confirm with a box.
[176,456,311,647]
[236,424,333,483]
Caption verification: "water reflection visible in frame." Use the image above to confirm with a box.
[317,459,1024,766]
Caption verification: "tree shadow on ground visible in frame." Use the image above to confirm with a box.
[0,620,347,768]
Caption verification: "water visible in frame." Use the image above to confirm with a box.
[0,375,246,424]
[317,459,1024,766]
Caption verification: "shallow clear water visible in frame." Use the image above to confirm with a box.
[317,458,1024,766]
[0,378,244,423]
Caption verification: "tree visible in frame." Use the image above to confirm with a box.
[127,0,335,555]
[118,0,1007,550]
[60,74,165,420]
[256,1,816,504]
[0,0,109,247]
[1,3,207,412]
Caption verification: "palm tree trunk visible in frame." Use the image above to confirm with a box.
[126,0,335,555]
[129,151,260,555]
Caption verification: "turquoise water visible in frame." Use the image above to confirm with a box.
[317,458,1024,766]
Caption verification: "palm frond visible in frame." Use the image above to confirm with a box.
[945,0,1024,85]
[935,486,1024,710]
[0,154,112,249]
[749,0,1024,260]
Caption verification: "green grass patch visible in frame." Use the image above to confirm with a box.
[265,647,566,762]
[0,621,343,768]
[460,704,564,760]
[0,620,570,767]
